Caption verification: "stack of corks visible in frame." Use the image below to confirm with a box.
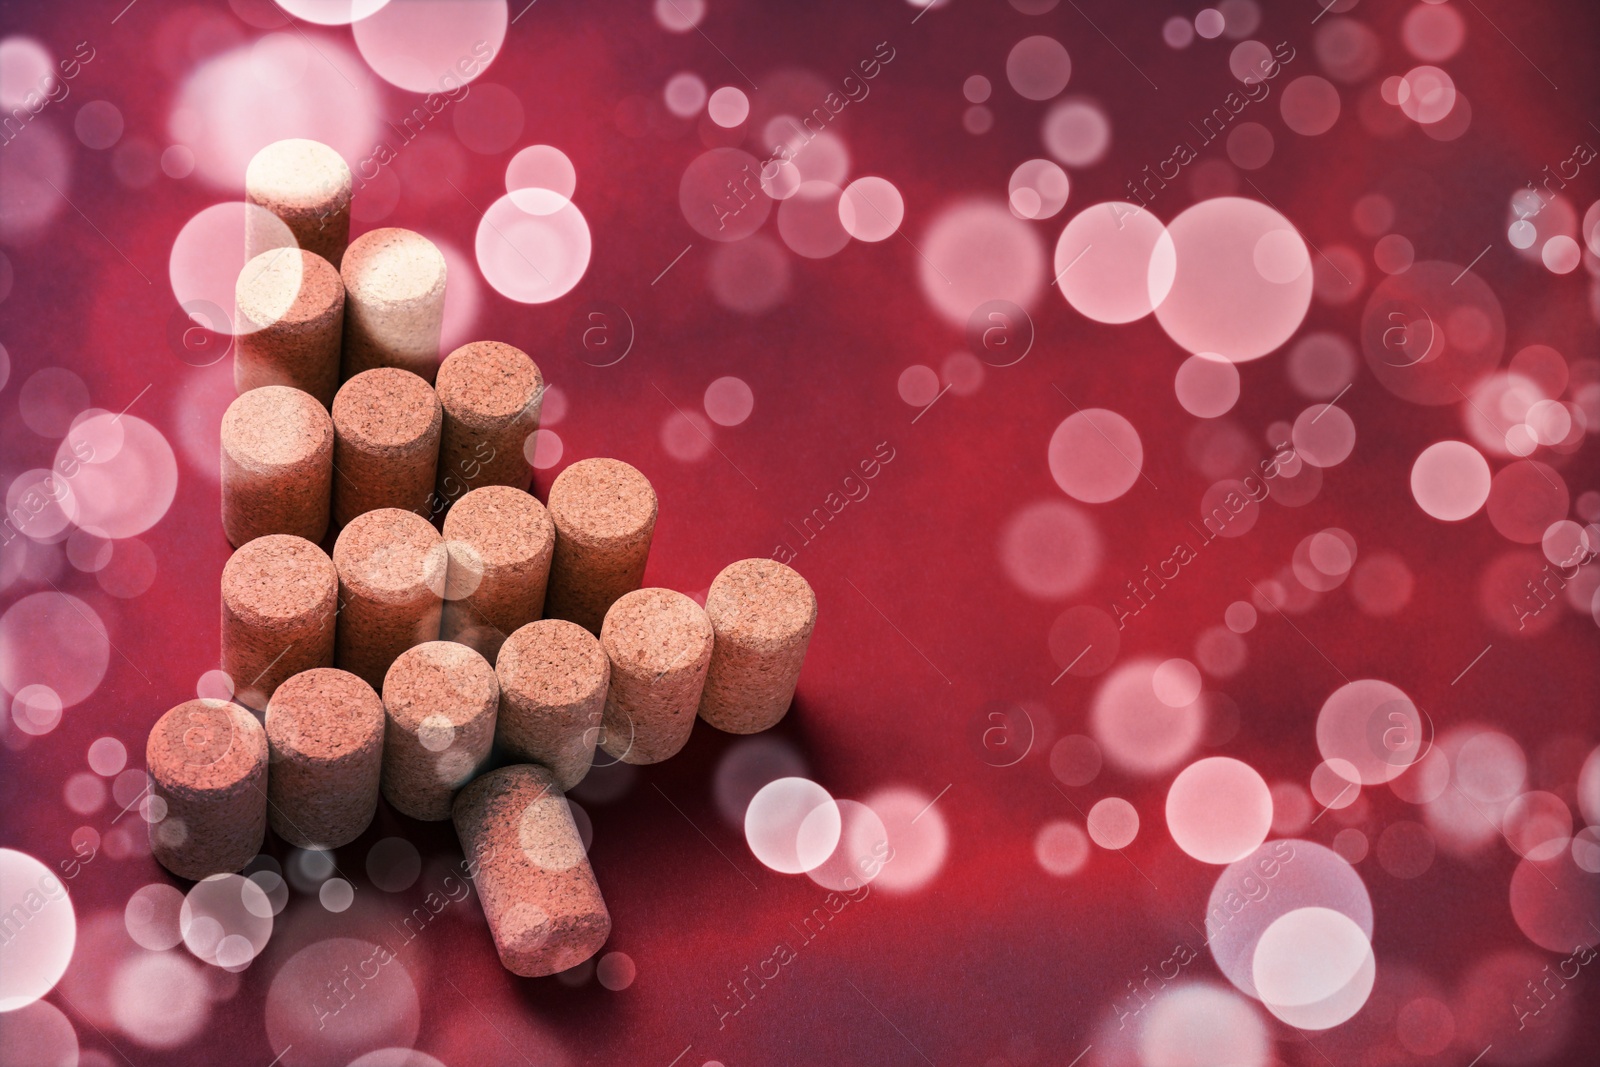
[148,139,818,979]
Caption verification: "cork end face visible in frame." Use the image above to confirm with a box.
[341,227,447,305]
[442,486,554,571]
[266,668,383,763]
[497,619,609,706]
[235,248,344,331]
[382,641,499,731]
[333,508,448,601]
[332,368,442,452]
[436,342,544,428]
[246,138,353,211]
[222,387,334,471]
[601,587,714,672]
[547,458,657,544]
[706,558,818,648]
[147,700,268,794]
[222,535,337,624]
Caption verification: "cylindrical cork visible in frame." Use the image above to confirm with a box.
[698,559,818,734]
[599,588,713,765]
[452,764,610,977]
[221,535,337,710]
[440,486,554,662]
[234,248,345,406]
[333,508,448,690]
[220,386,334,548]
[433,341,542,510]
[340,227,447,383]
[245,138,352,268]
[495,620,609,790]
[331,367,442,527]
[265,668,384,849]
[381,641,498,822]
[544,459,657,634]
[147,699,268,881]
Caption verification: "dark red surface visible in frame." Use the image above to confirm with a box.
[2,1,1599,1065]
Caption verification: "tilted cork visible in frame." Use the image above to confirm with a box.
[234,248,345,406]
[220,534,337,710]
[433,341,542,513]
[495,619,609,789]
[698,559,817,734]
[245,138,352,268]
[332,508,448,690]
[544,458,657,634]
[331,367,442,527]
[599,588,713,765]
[147,699,268,881]
[381,641,498,822]
[265,668,384,849]
[440,486,554,663]
[339,227,447,383]
[220,385,333,548]
[452,764,611,977]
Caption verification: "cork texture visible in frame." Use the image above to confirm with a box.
[147,699,268,881]
[265,668,384,849]
[433,341,542,510]
[234,248,345,406]
[495,619,609,789]
[332,509,448,690]
[245,138,352,268]
[440,486,554,663]
[220,385,334,548]
[221,535,337,710]
[544,458,657,634]
[452,764,611,977]
[331,367,442,527]
[599,588,713,765]
[381,641,498,822]
[698,558,818,734]
[339,227,447,383]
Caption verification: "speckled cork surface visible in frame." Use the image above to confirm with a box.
[433,341,542,510]
[244,139,352,268]
[220,386,333,548]
[265,668,384,849]
[234,248,345,406]
[599,587,713,765]
[495,619,609,789]
[220,535,337,710]
[146,699,268,881]
[331,367,442,526]
[698,558,818,734]
[381,641,498,822]
[332,508,448,689]
[452,764,611,977]
[339,227,447,383]
[544,458,657,634]
[440,486,554,662]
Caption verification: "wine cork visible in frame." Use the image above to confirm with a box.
[333,508,448,690]
[220,386,334,548]
[545,459,657,634]
[340,227,447,383]
[698,559,818,734]
[599,588,713,765]
[433,341,542,511]
[265,668,384,849]
[147,699,268,881]
[440,486,555,662]
[452,764,610,977]
[495,620,608,789]
[221,535,337,710]
[245,138,352,268]
[381,641,498,822]
[331,367,442,527]
[234,248,345,406]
